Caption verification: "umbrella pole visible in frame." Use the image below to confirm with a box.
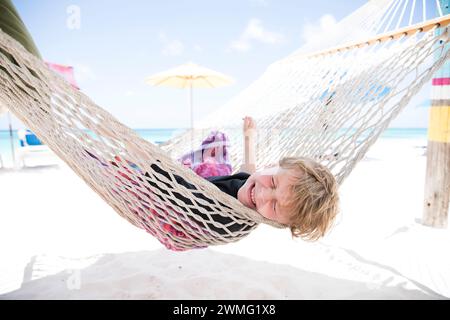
[7,111,15,165]
[189,81,194,152]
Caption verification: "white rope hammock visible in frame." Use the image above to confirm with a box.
[161,15,450,185]
[0,8,449,251]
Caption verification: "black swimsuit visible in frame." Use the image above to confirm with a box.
[205,172,250,198]
[145,163,253,235]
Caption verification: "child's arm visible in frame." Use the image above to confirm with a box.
[239,116,256,174]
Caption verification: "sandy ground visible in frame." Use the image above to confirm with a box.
[0,137,448,299]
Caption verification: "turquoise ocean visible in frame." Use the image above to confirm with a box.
[0,128,181,166]
[0,128,427,166]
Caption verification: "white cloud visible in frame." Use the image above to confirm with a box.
[297,14,372,53]
[301,14,337,43]
[124,90,135,96]
[229,18,285,52]
[301,14,337,44]
[158,32,184,56]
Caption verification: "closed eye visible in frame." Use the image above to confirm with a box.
[272,176,276,213]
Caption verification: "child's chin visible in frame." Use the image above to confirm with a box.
[239,200,253,210]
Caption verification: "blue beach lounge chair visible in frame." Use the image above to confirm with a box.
[16,129,56,168]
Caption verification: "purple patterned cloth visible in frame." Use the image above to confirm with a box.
[178,130,232,178]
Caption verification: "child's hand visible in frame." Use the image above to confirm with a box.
[243,116,256,134]
[242,116,256,171]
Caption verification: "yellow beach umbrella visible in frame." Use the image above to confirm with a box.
[145,62,234,147]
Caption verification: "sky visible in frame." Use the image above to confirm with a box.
[0,0,435,130]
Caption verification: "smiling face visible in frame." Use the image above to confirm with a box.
[237,165,300,225]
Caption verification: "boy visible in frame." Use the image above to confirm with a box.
[205,117,339,241]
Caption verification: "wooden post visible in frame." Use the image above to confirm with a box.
[422,0,450,228]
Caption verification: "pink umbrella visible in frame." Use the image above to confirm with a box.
[0,62,78,167]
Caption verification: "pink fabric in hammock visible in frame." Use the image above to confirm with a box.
[84,130,233,251]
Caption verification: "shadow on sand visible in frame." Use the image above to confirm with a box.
[0,248,444,300]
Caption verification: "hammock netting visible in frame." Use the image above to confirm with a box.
[0,0,449,250]
[162,23,449,184]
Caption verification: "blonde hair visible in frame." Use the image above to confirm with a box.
[279,157,339,241]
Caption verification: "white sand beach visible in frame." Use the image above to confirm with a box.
[0,137,448,299]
